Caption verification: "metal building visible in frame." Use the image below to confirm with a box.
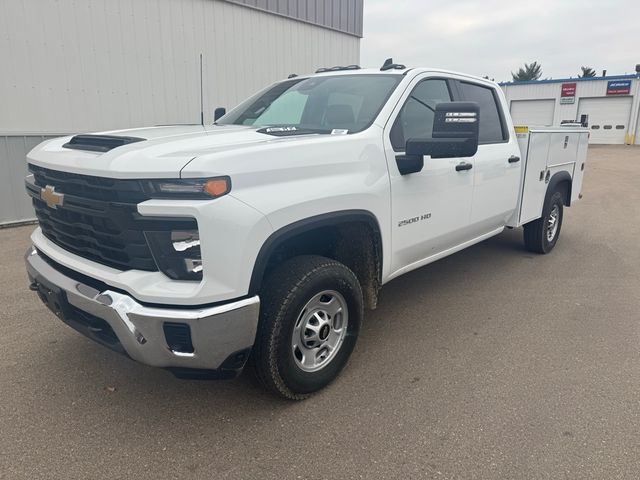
[0,0,363,225]
[501,75,640,145]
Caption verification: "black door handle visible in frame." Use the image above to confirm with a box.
[508,155,520,163]
[455,162,473,171]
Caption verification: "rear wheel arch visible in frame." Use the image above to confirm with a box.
[547,171,572,206]
[248,210,383,309]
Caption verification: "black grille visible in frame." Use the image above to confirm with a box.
[27,165,196,272]
[65,304,124,353]
[163,323,194,353]
[30,164,149,203]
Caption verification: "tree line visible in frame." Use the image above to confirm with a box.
[510,62,597,81]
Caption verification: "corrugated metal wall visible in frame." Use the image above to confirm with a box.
[226,0,363,37]
[0,0,360,133]
[0,135,60,226]
[0,0,361,225]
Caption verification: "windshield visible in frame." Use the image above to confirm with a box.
[217,74,402,135]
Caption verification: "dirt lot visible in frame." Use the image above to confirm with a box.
[1,145,639,479]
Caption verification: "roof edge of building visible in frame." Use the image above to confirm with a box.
[222,0,363,38]
[499,74,639,87]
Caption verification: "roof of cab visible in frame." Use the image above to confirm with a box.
[288,66,500,89]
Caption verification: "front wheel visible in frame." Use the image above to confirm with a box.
[251,255,363,400]
[523,190,564,253]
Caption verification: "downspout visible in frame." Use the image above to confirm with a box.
[627,75,640,145]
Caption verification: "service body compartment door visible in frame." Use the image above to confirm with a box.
[571,133,589,203]
[518,132,551,224]
[517,128,587,225]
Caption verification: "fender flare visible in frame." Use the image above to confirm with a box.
[546,171,573,206]
[248,210,383,296]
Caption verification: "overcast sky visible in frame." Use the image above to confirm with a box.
[360,0,640,82]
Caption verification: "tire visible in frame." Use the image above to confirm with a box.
[251,255,363,400]
[523,190,564,254]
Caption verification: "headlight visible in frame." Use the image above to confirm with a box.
[145,229,203,281]
[143,177,231,199]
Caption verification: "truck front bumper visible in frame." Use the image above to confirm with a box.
[25,247,260,378]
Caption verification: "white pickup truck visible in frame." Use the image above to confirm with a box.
[24,61,588,399]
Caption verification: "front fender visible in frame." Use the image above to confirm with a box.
[247,210,383,296]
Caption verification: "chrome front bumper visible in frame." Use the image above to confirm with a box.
[25,247,260,374]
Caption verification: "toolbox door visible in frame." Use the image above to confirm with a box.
[518,132,551,225]
[570,132,589,203]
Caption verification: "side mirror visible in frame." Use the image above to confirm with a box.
[214,107,226,122]
[396,102,480,175]
[407,102,480,159]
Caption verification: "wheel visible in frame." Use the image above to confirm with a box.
[523,190,564,254]
[251,255,363,400]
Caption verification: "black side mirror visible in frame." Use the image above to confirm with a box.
[396,102,480,175]
[408,102,480,159]
[214,107,226,122]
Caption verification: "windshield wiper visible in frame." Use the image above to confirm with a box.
[256,126,332,136]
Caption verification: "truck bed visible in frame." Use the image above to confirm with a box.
[509,126,589,227]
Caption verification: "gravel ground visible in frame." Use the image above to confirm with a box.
[1,145,639,479]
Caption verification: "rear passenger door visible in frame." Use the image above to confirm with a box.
[456,80,522,234]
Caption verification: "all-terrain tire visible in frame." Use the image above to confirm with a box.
[251,255,363,400]
[523,190,564,254]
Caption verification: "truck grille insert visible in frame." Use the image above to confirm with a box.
[27,165,196,272]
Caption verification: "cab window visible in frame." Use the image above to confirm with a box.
[458,82,507,144]
[390,79,452,151]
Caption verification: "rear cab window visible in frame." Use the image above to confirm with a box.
[458,81,509,144]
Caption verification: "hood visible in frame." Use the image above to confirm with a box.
[26,124,305,179]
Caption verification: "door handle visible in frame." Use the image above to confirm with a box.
[455,162,473,172]
[508,155,520,163]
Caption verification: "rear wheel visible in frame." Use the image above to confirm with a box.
[523,190,564,253]
[251,255,363,400]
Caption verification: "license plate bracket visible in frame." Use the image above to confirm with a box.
[33,278,71,319]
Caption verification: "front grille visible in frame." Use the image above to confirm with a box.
[32,198,156,270]
[27,165,196,272]
[30,164,149,203]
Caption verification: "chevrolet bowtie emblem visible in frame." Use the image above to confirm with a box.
[41,185,64,209]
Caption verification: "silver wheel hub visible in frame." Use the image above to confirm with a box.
[546,204,560,242]
[292,290,348,372]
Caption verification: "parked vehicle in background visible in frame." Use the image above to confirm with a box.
[24,60,588,399]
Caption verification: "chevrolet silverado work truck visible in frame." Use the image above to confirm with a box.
[24,61,588,399]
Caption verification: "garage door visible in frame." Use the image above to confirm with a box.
[577,96,632,144]
[510,99,555,126]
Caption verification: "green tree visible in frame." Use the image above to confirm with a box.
[579,66,596,78]
[511,62,543,81]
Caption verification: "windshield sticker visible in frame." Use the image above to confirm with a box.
[331,129,349,135]
[264,126,298,133]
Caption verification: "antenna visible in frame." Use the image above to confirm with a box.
[380,58,406,71]
[199,53,204,125]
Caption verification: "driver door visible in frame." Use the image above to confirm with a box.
[383,75,475,278]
